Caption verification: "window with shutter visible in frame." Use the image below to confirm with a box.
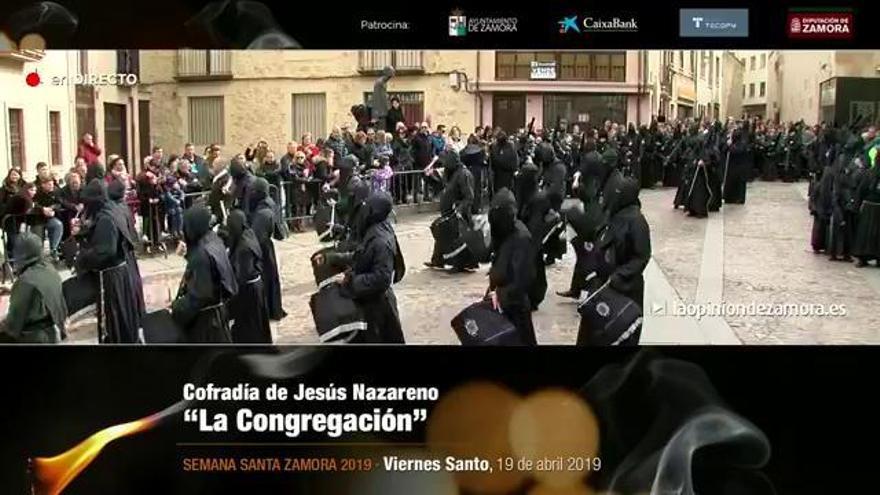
[8,109,25,170]
[188,96,225,146]
[291,93,327,142]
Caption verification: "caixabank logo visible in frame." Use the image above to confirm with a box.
[787,8,854,39]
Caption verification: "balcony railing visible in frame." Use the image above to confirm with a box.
[176,50,232,80]
[358,50,424,74]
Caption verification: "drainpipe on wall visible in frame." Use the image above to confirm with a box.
[636,50,643,125]
[476,51,483,127]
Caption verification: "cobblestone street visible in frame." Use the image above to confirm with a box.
[50,181,880,345]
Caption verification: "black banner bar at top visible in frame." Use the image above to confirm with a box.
[0,0,876,49]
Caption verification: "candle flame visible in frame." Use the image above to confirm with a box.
[30,402,185,495]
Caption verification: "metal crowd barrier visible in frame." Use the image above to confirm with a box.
[273,169,441,224]
[118,169,444,239]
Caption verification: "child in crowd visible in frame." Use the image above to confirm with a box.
[370,156,394,193]
[163,176,185,241]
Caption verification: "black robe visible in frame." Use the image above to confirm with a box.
[227,212,272,343]
[76,197,145,344]
[722,132,750,204]
[828,146,862,259]
[430,156,475,269]
[337,193,405,343]
[488,189,537,345]
[684,140,718,218]
[1,234,67,343]
[539,153,569,263]
[810,165,834,252]
[251,198,287,320]
[673,139,695,208]
[661,136,683,188]
[172,210,238,343]
[490,140,518,193]
[598,175,652,310]
[565,167,606,295]
[518,189,553,311]
[853,165,880,261]
[208,169,232,225]
[110,199,146,317]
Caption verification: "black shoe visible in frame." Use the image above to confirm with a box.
[856,259,868,267]
[556,289,579,299]
[424,261,444,269]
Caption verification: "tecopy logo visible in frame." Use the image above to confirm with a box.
[787,11,853,39]
[679,9,749,37]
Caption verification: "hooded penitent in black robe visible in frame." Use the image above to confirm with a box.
[597,174,652,313]
[683,135,715,219]
[337,179,372,253]
[461,142,487,213]
[172,207,238,343]
[810,164,834,253]
[429,151,476,270]
[853,164,880,263]
[208,167,232,225]
[334,156,362,220]
[673,131,700,209]
[107,179,146,315]
[76,179,145,343]
[329,192,406,343]
[0,232,67,343]
[536,142,568,263]
[488,188,537,345]
[637,126,657,189]
[722,128,750,204]
[226,209,272,343]
[828,137,863,261]
[661,133,683,188]
[515,162,549,310]
[230,160,256,213]
[705,125,725,212]
[558,145,608,298]
[249,178,287,321]
[490,135,518,193]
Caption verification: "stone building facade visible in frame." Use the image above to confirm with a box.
[138,50,479,156]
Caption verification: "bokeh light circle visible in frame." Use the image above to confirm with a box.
[510,389,600,488]
[427,381,526,494]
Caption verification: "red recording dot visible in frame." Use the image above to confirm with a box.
[25,71,41,87]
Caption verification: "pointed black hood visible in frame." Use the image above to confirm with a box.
[226,208,261,260]
[603,174,641,215]
[108,178,126,202]
[12,231,44,275]
[516,161,540,203]
[183,206,213,248]
[489,187,518,249]
[337,155,359,182]
[85,163,106,183]
[534,142,555,167]
[229,159,248,180]
[226,209,247,245]
[364,191,393,227]
[441,150,462,176]
[82,178,108,217]
[252,177,271,204]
